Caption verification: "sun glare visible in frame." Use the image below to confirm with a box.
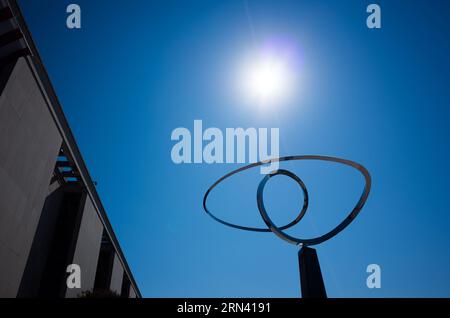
[239,53,295,109]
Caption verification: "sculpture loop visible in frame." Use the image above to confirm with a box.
[203,155,371,246]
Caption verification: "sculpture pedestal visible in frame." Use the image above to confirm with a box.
[298,246,327,298]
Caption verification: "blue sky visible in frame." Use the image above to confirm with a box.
[19,0,450,297]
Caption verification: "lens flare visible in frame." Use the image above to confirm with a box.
[239,51,296,109]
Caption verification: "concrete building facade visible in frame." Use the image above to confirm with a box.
[0,0,140,298]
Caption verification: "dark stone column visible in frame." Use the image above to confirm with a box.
[18,184,86,297]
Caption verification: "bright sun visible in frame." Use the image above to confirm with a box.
[239,53,294,108]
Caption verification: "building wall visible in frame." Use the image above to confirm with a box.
[0,57,62,297]
[109,253,124,295]
[66,195,104,298]
[17,186,66,297]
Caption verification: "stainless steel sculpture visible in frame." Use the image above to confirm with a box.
[203,155,371,298]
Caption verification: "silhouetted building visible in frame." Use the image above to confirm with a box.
[0,0,140,298]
